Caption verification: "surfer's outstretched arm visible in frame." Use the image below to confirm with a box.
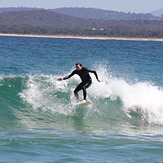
[58,71,75,81]
[88,70,100,82]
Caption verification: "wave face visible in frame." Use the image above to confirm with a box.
[1,66,163,132]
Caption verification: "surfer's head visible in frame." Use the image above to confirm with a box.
[75,62,82,70]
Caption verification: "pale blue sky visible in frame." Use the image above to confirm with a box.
[0,0,163,13]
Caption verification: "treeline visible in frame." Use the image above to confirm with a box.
[0,10,163,38]
[53,7,161,20]
[0,7,161,20]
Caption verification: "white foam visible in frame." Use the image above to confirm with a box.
[19,66,163,125]
[19,75,75,116]
[88,66,163,125]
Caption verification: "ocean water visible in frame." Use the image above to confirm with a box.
[0,36,163,163]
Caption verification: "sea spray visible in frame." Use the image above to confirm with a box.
[0,65,162,127]
[18,66,163,126]
[19,75,75,116]
[98,66,163,124]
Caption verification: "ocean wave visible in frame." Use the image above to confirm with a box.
[1,67,163,127]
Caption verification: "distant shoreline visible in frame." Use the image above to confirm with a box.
[1,33,163,41]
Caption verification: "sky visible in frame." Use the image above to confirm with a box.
[0,0,163,13]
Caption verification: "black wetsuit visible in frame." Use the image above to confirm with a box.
[63,67,99,100]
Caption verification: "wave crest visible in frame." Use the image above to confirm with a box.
[1,67,163,126]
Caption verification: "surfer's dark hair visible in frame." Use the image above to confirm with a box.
[76,62,82,66]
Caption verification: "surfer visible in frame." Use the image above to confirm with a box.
[58,62,100,103]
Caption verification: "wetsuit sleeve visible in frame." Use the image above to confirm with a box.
[87,69,99,81]
[63,70,76,80]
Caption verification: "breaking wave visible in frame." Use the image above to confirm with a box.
[1,66,163,131]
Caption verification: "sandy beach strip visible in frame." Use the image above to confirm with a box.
[0,33,163,41]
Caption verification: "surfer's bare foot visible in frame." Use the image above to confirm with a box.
[80,100,86,103]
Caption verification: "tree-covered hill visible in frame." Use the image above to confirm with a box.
[52,7,160,20]
[0,10,163,38]
[0,7,161,20]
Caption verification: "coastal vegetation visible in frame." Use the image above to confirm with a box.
[53,7,162,20]
[0,9,163,38]
[0,7,162,20]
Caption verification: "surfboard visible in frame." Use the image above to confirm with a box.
[73,100,92,106]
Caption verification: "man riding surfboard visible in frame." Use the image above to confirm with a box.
[58,62,100,103]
